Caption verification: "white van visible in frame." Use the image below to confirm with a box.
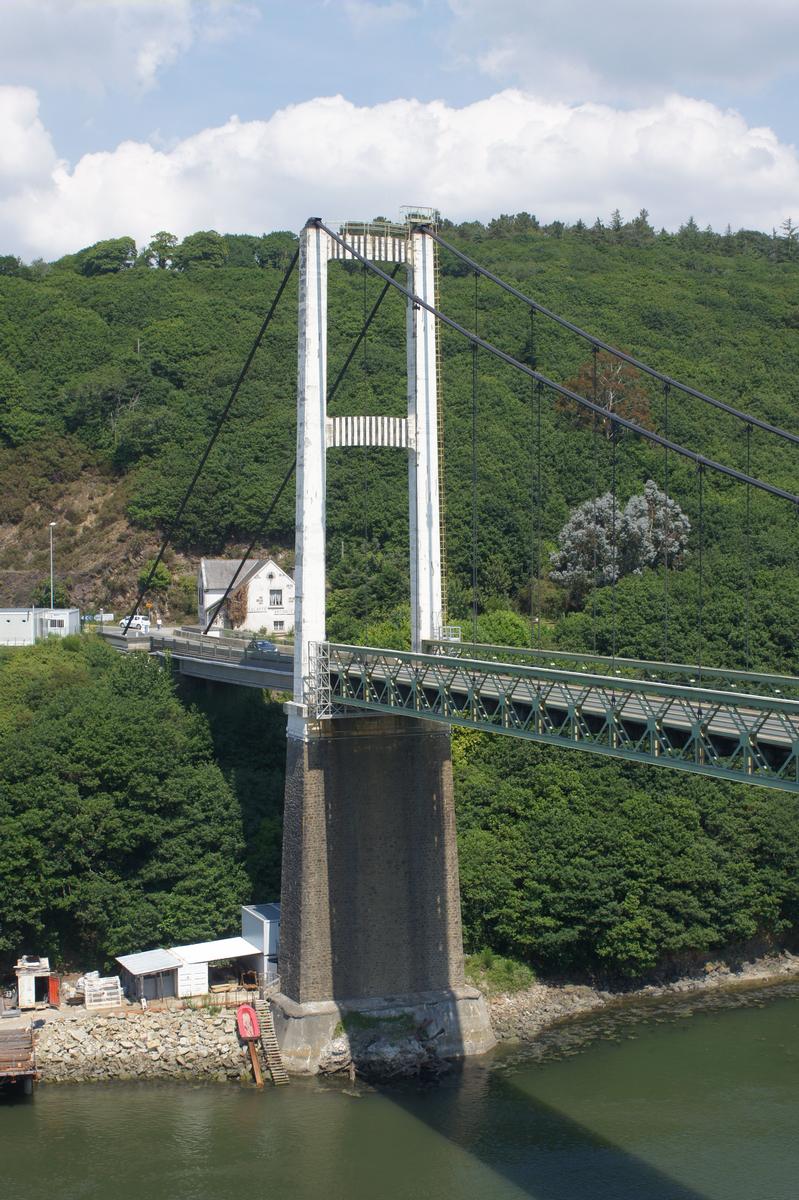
[118,614,151,634]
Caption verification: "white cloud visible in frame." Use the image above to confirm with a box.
[0,0,258,94]
[0,88,59,200]
[1,87,798,258]
[446,0,799,103]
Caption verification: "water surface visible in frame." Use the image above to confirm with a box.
[3,982,798,1200]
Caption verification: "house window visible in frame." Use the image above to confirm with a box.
[269,589,283,607]
[49,619,64,629]
[274,621,284,632]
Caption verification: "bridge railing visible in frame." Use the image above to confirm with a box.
[323,642,799,793]
[422,639,799,701]
[152,631,292,667]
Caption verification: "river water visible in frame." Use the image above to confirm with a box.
[3,981,799,1200]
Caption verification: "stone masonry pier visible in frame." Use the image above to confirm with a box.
[272,714,495,1072]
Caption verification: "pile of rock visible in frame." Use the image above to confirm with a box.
[37,1009,248,1083]
[489,983,609,1042]
[488,951,799,1043]
[317,1016,452,1080]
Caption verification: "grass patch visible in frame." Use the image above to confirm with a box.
[465,948,535,995]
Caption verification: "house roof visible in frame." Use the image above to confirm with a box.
[202,558,266,592]
[169,936,261,964]
[116,948,182,975]
[201,558,294,594]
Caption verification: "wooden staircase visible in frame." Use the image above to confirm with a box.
[255,997,289,1086]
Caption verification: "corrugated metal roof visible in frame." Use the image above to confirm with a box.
[170,936,260,964]
[116,948,182,975]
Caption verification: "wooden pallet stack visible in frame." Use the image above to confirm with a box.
[84,976,123,1009]
[254,998,289,1086]
[0,1027,36,1092]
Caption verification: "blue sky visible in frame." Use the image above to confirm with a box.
[1,0,798,257]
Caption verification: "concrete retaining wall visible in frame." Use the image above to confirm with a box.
[36,1010,249,1083]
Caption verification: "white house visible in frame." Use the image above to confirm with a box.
[198,559,294,635]
[0,608,81,646]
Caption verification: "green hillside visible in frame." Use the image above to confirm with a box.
[2,216,799,980]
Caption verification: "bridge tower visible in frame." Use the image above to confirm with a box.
[273,217,494,1072]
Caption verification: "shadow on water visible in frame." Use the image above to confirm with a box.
[380,1058,711,1200]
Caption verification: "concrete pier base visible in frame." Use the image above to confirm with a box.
[276,713,495,1072]
[272,986,494,1075]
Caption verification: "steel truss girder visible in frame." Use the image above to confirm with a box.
[422,639,799,701]
[316,643,799,793]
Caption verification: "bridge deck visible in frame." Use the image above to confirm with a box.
[323,643,799,793]
[98,630,799,792]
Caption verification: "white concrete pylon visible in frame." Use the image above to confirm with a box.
[288,221,329,740]
[288,218,443,738]
[407,227,442,652]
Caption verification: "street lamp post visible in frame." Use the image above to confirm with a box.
[49,521,56,608]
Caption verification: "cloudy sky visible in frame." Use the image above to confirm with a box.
[1,0,798,258]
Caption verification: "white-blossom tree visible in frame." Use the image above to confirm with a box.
[550,480,690,608]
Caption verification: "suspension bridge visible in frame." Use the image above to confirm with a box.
[117,213,799,1070]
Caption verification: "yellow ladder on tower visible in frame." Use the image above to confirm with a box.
[433,228,448,628]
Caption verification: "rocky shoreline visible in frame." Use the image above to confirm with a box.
[25,951,799,1084]
[487,950,799,1042]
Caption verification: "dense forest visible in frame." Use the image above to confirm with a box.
[2,212,799,979]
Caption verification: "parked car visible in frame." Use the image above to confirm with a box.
[119,615,150,634]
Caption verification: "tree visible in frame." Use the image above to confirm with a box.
[257,231,298,270]
[0,640,249,969]
[138,559,171,593]
[145,231,178,269]
[78,237,137,276]
[780,217,799,260]
[559,350,652,435]
[549,482,690,608]
[172,230,228,270]
[0,359,40,445]
[620,480,691,575]
[31,578,70,608]
[475,609,530,647]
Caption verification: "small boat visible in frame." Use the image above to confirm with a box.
[236,1003,260,1041]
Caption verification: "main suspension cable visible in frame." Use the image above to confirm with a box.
[317,221,799,507]
[744,424,752,670]
[662,383,670,662]
[422,226,799,448]
[591,346,599,655]
[123,247,300,633]
[471,271,479,642]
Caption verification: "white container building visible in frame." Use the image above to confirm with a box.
[241,903,281,983]
[116,948,182,1001]
[116,905,282,1002]
[169,936,262,998]
[0,608,81,646]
